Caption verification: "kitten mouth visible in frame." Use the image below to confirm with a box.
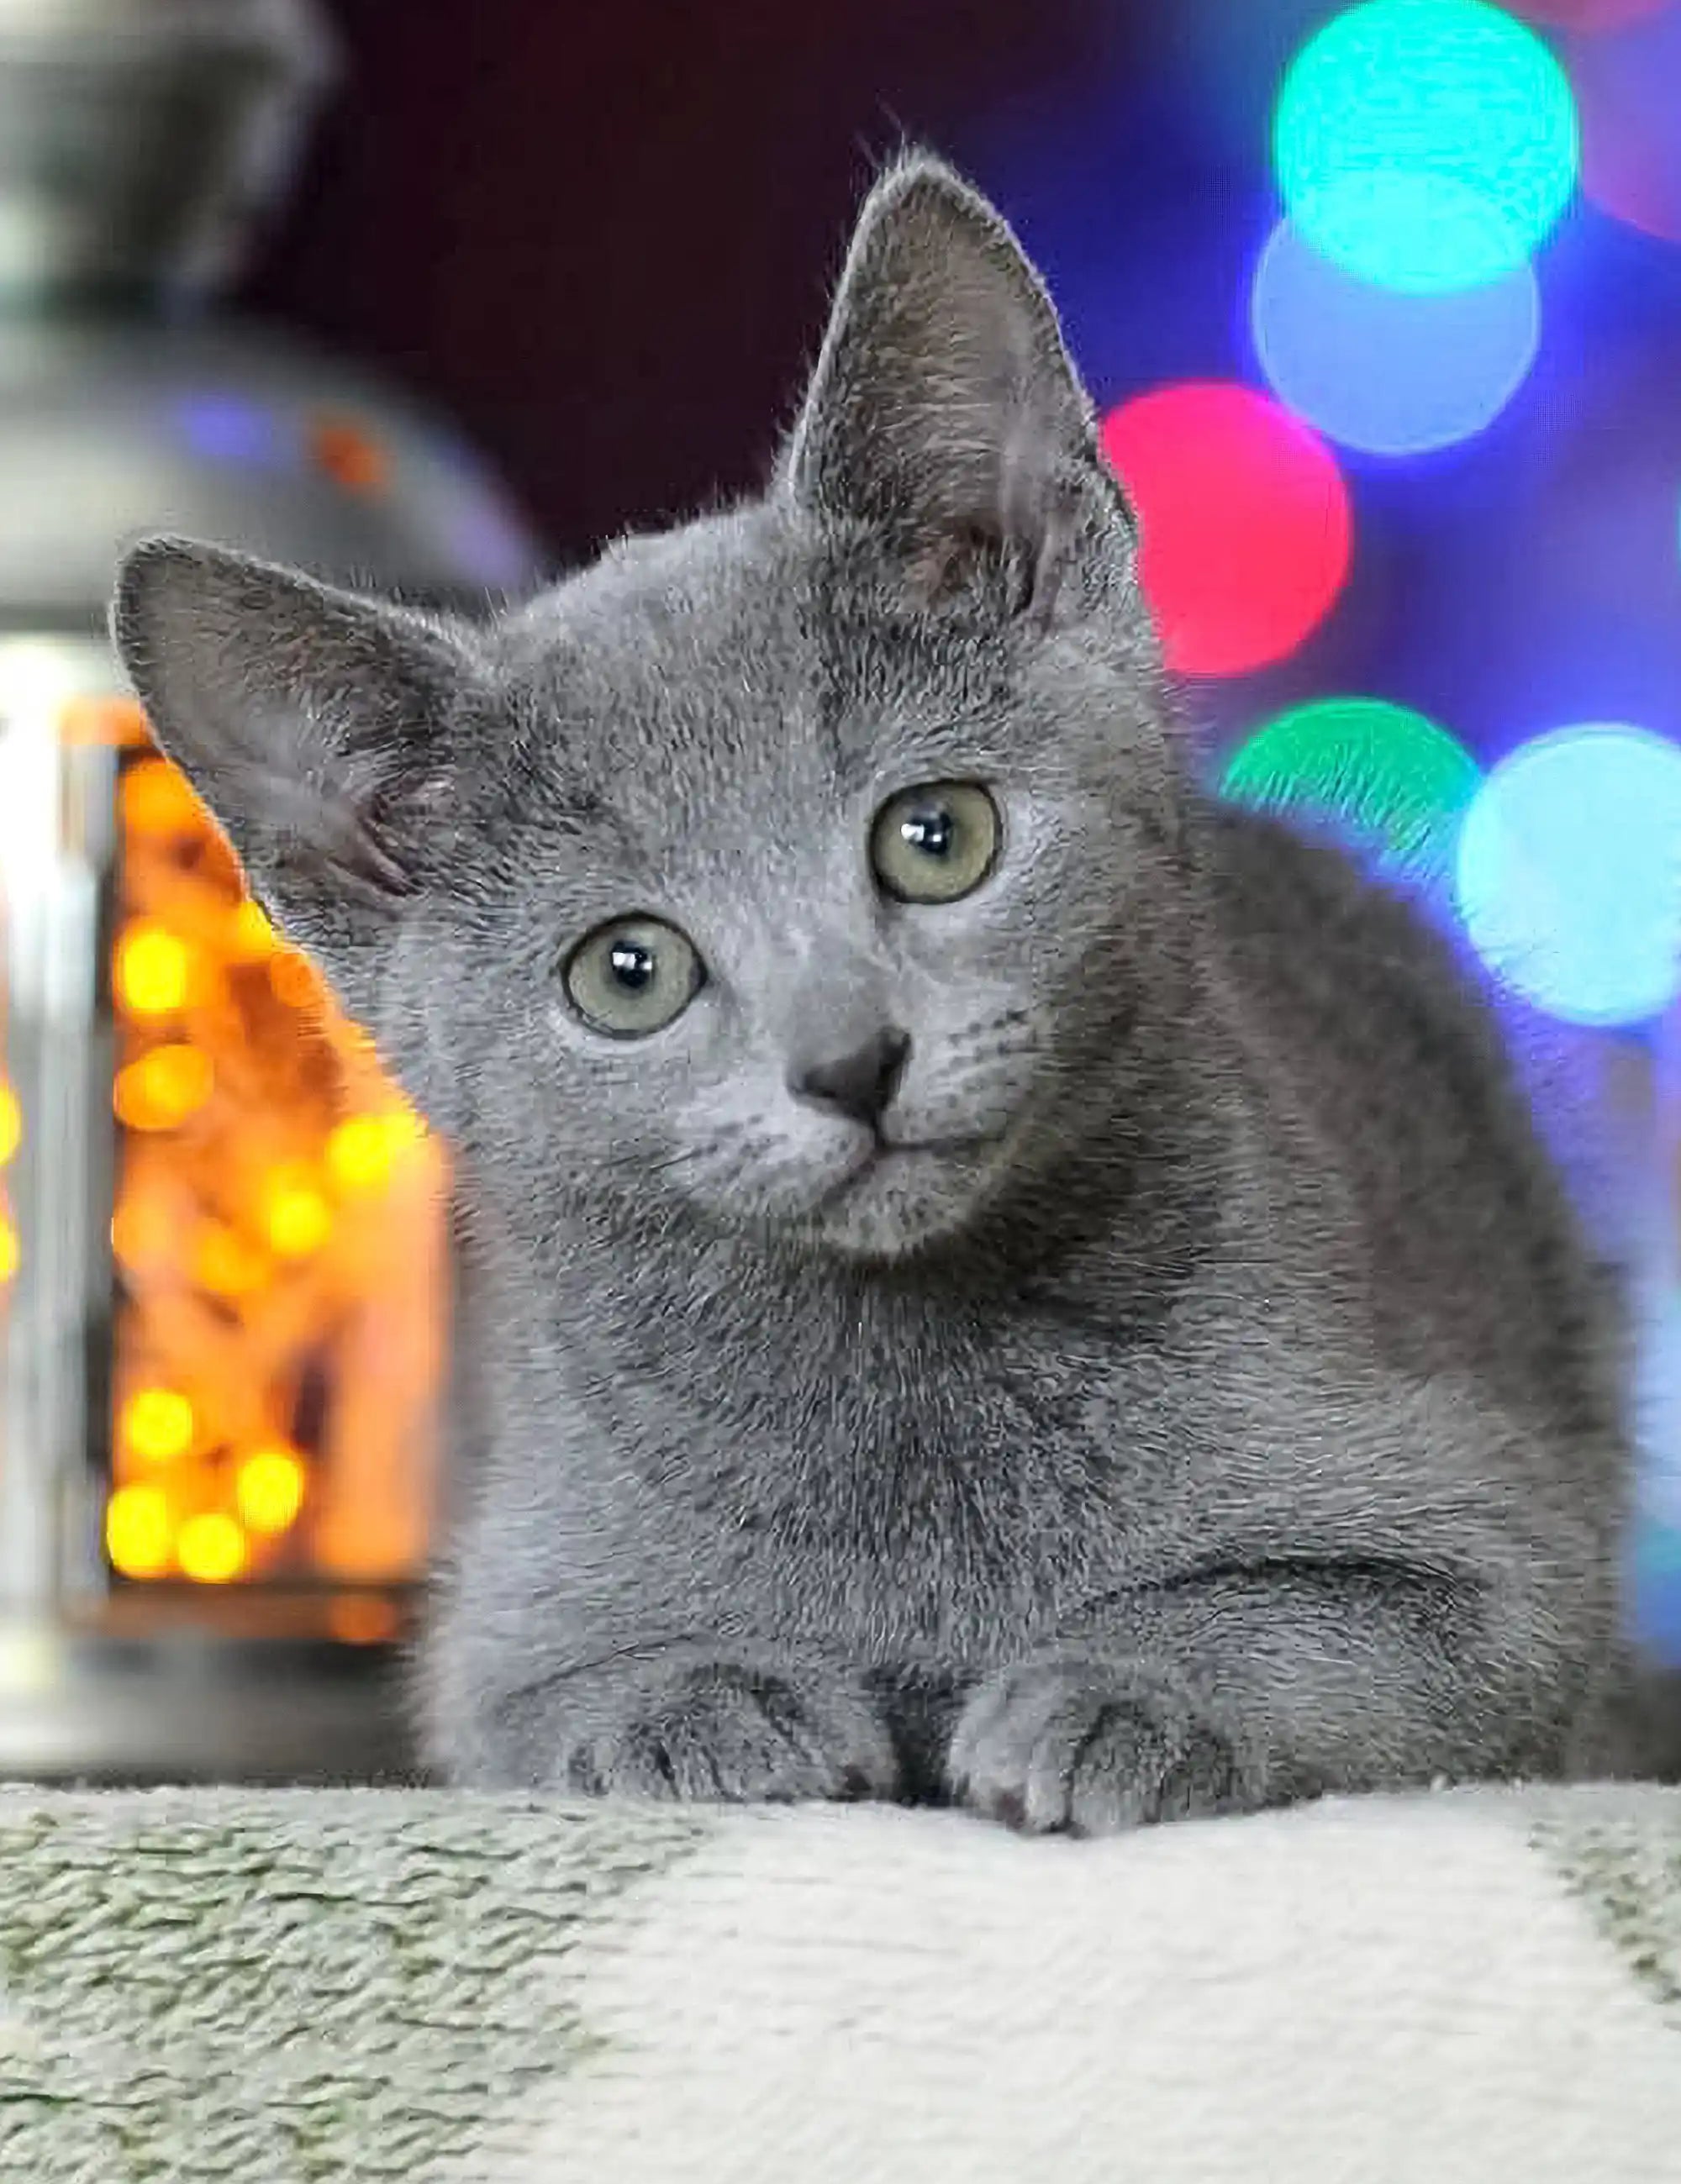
[819,1132,999,1207]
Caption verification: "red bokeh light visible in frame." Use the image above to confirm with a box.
[1499,2,1672,29]
[1099,383,1352,678]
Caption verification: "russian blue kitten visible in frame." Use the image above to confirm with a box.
[112,156,1628,1833]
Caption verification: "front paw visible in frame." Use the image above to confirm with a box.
[948,1655,1260,1836]
[561,1660,899,1806]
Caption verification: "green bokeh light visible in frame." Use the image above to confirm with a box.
[1273,0,1579,293]
[1220,697,1482,881]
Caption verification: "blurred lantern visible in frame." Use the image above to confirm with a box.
[0,0,546,1781]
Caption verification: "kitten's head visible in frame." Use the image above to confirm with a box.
[112,157,1188,1263]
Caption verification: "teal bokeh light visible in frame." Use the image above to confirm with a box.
[1273,0,1580,293]
[1455,726,1681,1026]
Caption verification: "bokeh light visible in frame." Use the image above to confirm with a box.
[121,1387,197,1468]
[236,1447,308,1536]
[1273,1,1579,292]
[1221,697,1482,881]
[309,414,389,494]
[0,1081,18,1167]
[1573,8,1681,245]
[1455,725,1681,1025]
[173,393,288,471]
[0,1214,17,1287]
[1099,383,1352,676]
[112,1044,214,1133]
[114,921,193,1017]
[105,1483,173,1579]
[261,1164,334,1259]
[176,1512,250,1586]
[1252,220,1540,455]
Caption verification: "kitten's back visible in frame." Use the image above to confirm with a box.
[1202,803,1622,1455]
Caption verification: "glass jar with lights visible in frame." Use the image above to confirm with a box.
[0,0,546,1779]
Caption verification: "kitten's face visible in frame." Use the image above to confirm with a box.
[112,156,1181,1262]
[424,508,1175,1259]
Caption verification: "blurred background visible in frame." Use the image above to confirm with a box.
[2,0,1680,1783]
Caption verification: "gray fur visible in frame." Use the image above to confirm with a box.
[111,155,1629,1832]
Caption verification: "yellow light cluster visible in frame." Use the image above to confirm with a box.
[0,1080,18,1287]
[105,711,448,1591]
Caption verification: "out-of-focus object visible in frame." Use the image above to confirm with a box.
[0,0,546,1781]
[1573,5,1681,247]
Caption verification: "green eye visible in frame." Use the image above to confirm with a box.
[870,782,1001,904]
[564,917,703,1039]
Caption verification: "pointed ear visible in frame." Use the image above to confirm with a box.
[111,536,472,1002]
[780,155,1129,613]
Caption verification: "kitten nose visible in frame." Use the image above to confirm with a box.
[790,1027,911,1128]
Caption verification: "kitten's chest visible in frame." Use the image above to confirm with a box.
[669,1298,1169,1655]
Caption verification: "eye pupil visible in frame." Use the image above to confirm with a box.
[902,808,954,859]
[609,940,656,992]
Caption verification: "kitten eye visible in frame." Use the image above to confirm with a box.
[564,917,703,1039]
[871,782,1000,905]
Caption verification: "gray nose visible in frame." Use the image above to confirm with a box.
[790,1028,910,1128]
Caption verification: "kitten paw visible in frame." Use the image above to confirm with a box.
[947,1655,1260,1835]
[560,1660,899,1806]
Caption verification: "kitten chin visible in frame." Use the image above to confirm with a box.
[801,1138,1010,1260]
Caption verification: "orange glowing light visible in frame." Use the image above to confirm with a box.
[227,901,277,960]
[106,1483,174,1577]
[310,415,390,493]
[111,1192,174,1270]
[113,1044,214,1132]
[121,1387,196,1467]
[267,947,324,1009]
[109,726,448,1592]
[261,1166,334,1259]
[176,1512,249,1584]
[191,1222,267,1299]
[326,1115,397,1193]
[0,1081,18,1167]
[0,1214,18,1286]
[116,923,192,1016]
[120,758,208,837]
[235,1447,308,1534]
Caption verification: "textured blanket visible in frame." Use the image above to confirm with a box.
[0,1784,1678,2182]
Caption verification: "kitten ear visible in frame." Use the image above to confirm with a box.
[780,155,1127,612]
[111,535,471,1005]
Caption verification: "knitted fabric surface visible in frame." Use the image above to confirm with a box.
[1,1783,1679,2182]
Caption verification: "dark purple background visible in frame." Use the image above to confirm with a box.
[250,0,1124,563]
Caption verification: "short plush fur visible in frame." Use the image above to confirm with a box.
[112,158,1630,1832]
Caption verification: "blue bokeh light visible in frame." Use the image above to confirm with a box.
[1273,0,1580,293]
[1252,220,1541,455]
[1455,725,1681,1025]
[172,393,290,470]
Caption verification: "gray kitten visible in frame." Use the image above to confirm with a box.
[113,156,1628,1833]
